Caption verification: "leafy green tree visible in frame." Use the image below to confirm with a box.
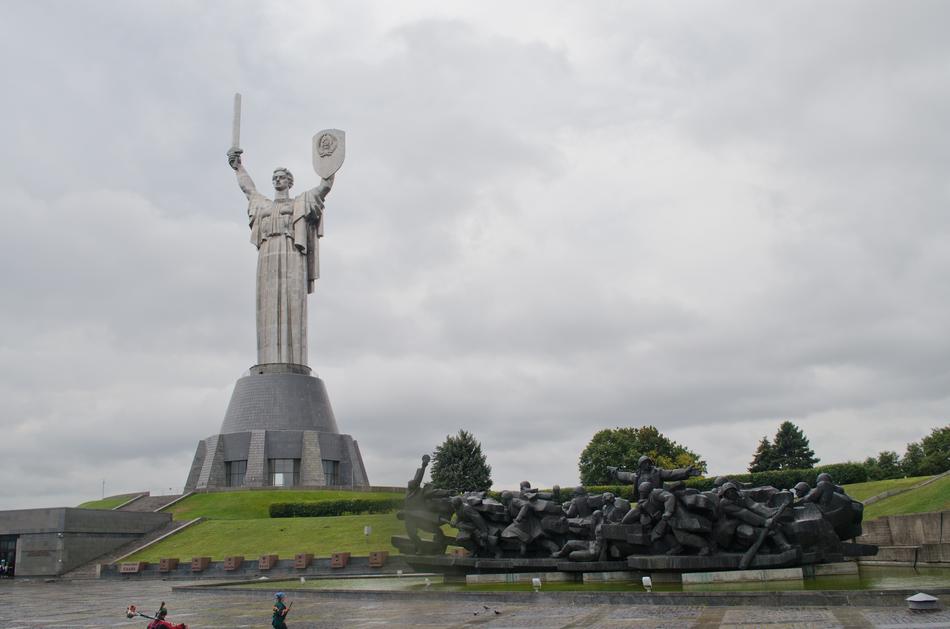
[901,441,925,477]
[770,421,819,470]
[429,429,493,492]
[865,451,902,480]
[748,436,776,473]
[875,450,902,479]
[918,425,950,475]
[578,426,706,485]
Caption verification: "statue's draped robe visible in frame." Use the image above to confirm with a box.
[248,185,328,366]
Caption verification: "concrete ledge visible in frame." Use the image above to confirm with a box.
[173,582,950,608]
[582,571,681,584]
[873,546,919,563]
[682,567,802,585]
[466,572,578,585]
[805,562,859,576]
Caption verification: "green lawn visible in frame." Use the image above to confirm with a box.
[863,475,950,521]
[123,513,405,562]
[841,476,932,502]
[77,494,140,510]
[164,490,403,520]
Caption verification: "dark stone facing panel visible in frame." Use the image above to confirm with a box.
[220,372,340,434]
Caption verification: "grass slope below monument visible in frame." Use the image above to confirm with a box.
[862,474,950,521]
[840,476,932,502]
[163,489,403,520]
[122,513,405,562]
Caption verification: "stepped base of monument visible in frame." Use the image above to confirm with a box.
[397,543,876,575]
[183,364,370,490]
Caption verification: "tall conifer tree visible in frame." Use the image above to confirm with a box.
[430,429,493,492]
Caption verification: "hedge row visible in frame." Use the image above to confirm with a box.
[269,498,404,518]
[487,463,869,502]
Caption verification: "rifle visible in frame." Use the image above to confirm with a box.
[739,501,791,570]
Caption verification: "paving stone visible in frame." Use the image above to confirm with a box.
[0,578,945,628]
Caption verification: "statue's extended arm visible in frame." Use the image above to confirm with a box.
[311,173,334,201]
[227,148,257,199]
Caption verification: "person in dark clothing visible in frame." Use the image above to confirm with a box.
[272,592,290,628]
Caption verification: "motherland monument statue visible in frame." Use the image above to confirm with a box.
[184,94,368,491]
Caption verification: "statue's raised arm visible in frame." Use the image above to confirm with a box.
[228,148,258,198]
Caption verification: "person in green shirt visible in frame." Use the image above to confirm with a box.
[272,592,290,628]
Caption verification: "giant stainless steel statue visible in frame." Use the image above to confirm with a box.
[226,93,345,367]
[183,95,367,493]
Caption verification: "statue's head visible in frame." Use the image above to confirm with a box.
[713,476,729,487]
[794,481,810,497]
[451,496,463,509]
[720,482,740,500]
[816,472,832,484]
[637,482,654,500]
[637,455,654,470]
[500,490,513,504]
[422,454,430,465]
[573,485,587,497]
[603,492,615,503]
[272,167,294,191]
[519,481,532,491]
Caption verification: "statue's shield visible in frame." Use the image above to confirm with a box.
[313,129,346,178]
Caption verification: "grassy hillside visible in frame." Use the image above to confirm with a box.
[124,513,404,562]
[77,494,140,510]
[841,476,932,502]
[163,489,403,520]
[863,475,950,521]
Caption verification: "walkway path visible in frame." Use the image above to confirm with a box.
[2,578,949,627]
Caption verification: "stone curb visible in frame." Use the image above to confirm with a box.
[111,492,150,510]
[111,517,205,564]
[172,583,950,607]
[863,470,950,506]
[154,492,195,512]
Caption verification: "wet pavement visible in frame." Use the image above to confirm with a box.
[2,578,950,628]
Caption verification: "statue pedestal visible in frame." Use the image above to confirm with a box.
[184,365,368,490]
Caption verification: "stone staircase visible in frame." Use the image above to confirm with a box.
[117,493,185,512]
[61,517,203,579]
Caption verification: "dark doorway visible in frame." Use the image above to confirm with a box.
[0,534,16,577]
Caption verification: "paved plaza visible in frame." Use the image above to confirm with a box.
[2,578,950,628]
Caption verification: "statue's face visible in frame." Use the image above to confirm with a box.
[272,171,293,191]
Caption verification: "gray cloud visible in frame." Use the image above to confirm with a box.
[1,2,949,508]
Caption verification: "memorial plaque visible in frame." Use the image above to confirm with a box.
[158,558,179,572]
[294,552,314,569]
[190,556,211,572]
[120,562,147,573]
[330,551,350,568]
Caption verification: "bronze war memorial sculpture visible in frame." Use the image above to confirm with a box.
[392,455,876,574]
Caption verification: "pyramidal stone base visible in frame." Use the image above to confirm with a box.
[184,364,369,490]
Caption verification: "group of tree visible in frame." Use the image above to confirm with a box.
[863,425,950,480]
[748,420,820,472]
[577,425,707,485]
[424,421,949,495]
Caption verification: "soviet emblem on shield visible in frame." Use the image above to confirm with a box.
[313,129,346,178]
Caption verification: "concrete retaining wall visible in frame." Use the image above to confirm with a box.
[99,554,413,580]
[858,510,949,547]
[0,508,170,576]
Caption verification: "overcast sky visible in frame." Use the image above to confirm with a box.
[1,1,949,509]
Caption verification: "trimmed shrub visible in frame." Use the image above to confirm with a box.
[269,498,403,518]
